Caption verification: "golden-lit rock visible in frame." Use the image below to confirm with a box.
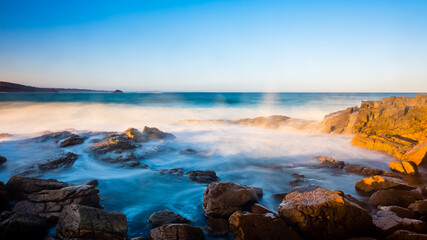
[355,176,414,194]
[389,161,418,175]
[321,94,427,165]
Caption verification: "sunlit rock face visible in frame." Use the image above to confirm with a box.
[320,94,427,165]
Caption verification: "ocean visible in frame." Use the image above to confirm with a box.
[0,92,422,238]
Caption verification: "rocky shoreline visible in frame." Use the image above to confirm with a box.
[0,94,426,240]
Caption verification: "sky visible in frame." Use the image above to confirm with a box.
[0,0,426,92]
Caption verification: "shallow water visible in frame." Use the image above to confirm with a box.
[0,92,424,239]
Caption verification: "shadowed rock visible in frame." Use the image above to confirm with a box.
[369,189,423,207]
[33,131,73,143]
[345,164,395,176]
[373,210,427,236]
[229,210,302,240]
[408,200,427,217]
[385,230,427,240]
[90,134,136,154]
[378,206,414,219]
[187,170,218,183]
[150,224,204,240]
[159,168,184,176]
[0,155,6,165]
[57,204,127,240]
[16,152,78,177]
[6,176,70,200]
[278,187,374,239]
[0,182,9,207]
[0,212,49,240]
[59,134,85,147]
[148,210,190,228]
[290,184,320,193]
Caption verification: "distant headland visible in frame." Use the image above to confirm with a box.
[0,81,121,93]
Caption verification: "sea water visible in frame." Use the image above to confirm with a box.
[0,92,423,238]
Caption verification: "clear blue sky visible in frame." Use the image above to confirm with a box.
[0,0,426,92]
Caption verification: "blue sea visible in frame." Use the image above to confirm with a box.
[0,92,423,239]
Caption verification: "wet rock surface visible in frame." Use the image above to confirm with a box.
[149,224,204,240]
[229,210,302,240]
[278,187,374,239]
[59,134,85,147]
[187,170,218,183]
[16,152,78,176]
[148,209,190,227]
[6,176,70,200]
[57,204,128,240]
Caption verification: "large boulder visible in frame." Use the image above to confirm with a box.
[373,210,427,236]
[0,212,49,240]
[203,182,258,218]
[0,182,8,207]
[229,210,301,240]
[5,176,69,200]
[355,175,414,194]
[141,126,175,142]
[278,187,374,239]
[13,184,101,222]
[59,134,85,147]
[149,224,204,240]
[378,206,414,219]
[148,209,190,228]
[389,161,418,175]
[57,204,127,240]
[186,170,218,183]
[369,189,423,207]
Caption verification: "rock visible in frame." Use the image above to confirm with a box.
[317,156,335,162]
[149,224,204,240]
[0,213,49,240]
[345,164,389,176]
[141,126,175,142]
[206,217,228,235]
[0,133,12,138]
[0,182,9,207]
[272,193,287,200]
[159,168,184,176]
[320,106,360,134]
[120,160,148,169]
[369,189,423,207]
[34,131,73,143]
[289,179,304,185]
[373,210,427,236]
[6,176,70,200]
[252,187,263,198]
[278,187,374,239]
[13,184,101,222]
[57,204,127,240]
[148,210,190,228]
[203,182,258,218]
[378,206,414,219]
[0,155,6,164]
[179,149,197,155]
[186,170,218,183]
[385,230,427,240]
[345,194,371,212]
[290,184,320,193]
[129,238,149,240]
[409,200,427,217]
[355,175,415,194]
[112,90,123,93]
[389,161,418,175]
[317,160,346,169]
[229,210,302,240]
[83,179,99,187]
[406,142,427,166]
[90,134,136,154]
[291,173,305,178]
[249,203,275,215]
[38,152,78,171]
[124,128,144,142]
[59,134,85,147]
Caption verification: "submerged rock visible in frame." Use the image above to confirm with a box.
[59,134,85,147]
[179,148,197,155]
[13,184,101,222]
[203,182,258,218]
[278,187,374,239]
[0,155,6,165]
[186,170,218,183]
[159,168,184,176]
[369,189,423,207]
[229,210,301,240]
[57,204,127,240]
[389,161,418,175]
[6,176,70,200]
[148,210,190,228]
[355,175,414,194]
[149,224,204,240]
[0,212,49,240]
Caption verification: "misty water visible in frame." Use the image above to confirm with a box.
[0,92,422,238]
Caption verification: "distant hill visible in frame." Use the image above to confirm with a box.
[0,81,107,93]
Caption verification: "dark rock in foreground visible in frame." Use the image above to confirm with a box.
[278,187,374,239]
[0,212,49,240]
[187,170,218,183]
[149,209,190,228]
[385,230,427,240]
[0,182,8,207]
[229,210,302,240]
[57,204,127,240]
[6,176,70,200]
[373,210,427,236]
[13,184,101,222]
[149,224,204,240]
[59,134,85,147]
